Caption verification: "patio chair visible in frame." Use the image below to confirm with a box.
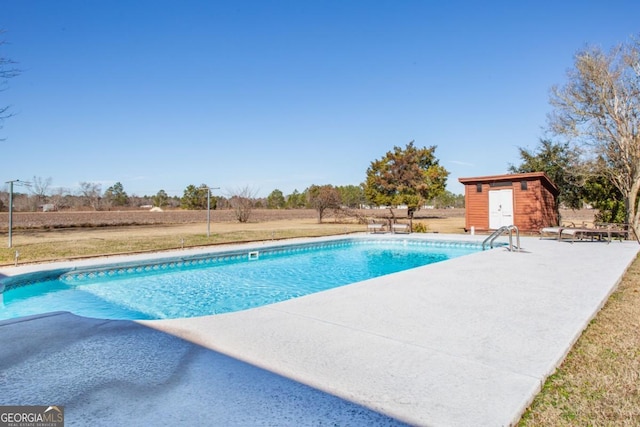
[558,223,618,243]
[539,226,564,240]
[391,222,410,234]
[539,222,580,240]
[367,221,386,234]
[594,222,632,242]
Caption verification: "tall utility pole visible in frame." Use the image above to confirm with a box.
[206,186,220,238]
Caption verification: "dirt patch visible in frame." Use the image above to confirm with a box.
[0,209,319,230]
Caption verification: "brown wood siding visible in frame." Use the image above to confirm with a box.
[464,183,489,231]
[514,179,543,231]
[460,173,559,233]
[540,181,559,226]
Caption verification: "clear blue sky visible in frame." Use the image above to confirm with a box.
[2,1,638,198]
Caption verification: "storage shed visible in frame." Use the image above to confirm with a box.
[458,172,559,233]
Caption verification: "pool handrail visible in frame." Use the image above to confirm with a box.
[482,225,520,252]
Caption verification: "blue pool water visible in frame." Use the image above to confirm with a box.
[0,239,482,321]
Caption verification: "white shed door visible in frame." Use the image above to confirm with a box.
[489,189,514,229]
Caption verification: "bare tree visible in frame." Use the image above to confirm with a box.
[549,37,640,234]
[1,31,20,135]
[307,184,341,223]
[29,175,52,208]
[49,187,70,211]
[228,186,257,223]
[12,192,30,211]
[215,196,230,209]
[78,182,102,210]
[0,186,7,211]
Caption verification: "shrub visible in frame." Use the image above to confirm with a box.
[413,221,429,233]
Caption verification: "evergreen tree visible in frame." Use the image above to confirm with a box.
[266,189,286,209]
[364,141,448,220]
[104,182,129,207]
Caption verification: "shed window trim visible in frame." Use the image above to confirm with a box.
[476,183,482,192]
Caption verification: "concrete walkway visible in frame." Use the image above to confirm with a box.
[1,234,638,426]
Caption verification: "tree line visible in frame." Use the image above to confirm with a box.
[0,176,464,216]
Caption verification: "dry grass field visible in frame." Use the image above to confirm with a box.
[0,207,637,425]
[0,207,591,265]
[0,208,466,265]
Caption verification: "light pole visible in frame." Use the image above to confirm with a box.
[206,186,220,238]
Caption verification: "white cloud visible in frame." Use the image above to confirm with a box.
[449,160,475,167]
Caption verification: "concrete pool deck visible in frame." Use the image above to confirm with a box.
[1,234,639,426]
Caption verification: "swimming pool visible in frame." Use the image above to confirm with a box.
[0,237,485,321]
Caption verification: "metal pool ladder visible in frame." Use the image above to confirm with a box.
[482,225,520,252]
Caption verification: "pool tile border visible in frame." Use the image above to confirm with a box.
[1,236,488,291]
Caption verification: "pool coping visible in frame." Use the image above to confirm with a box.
[1,233,487,275]
[1,234,487,291]
[1,233,639,426]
